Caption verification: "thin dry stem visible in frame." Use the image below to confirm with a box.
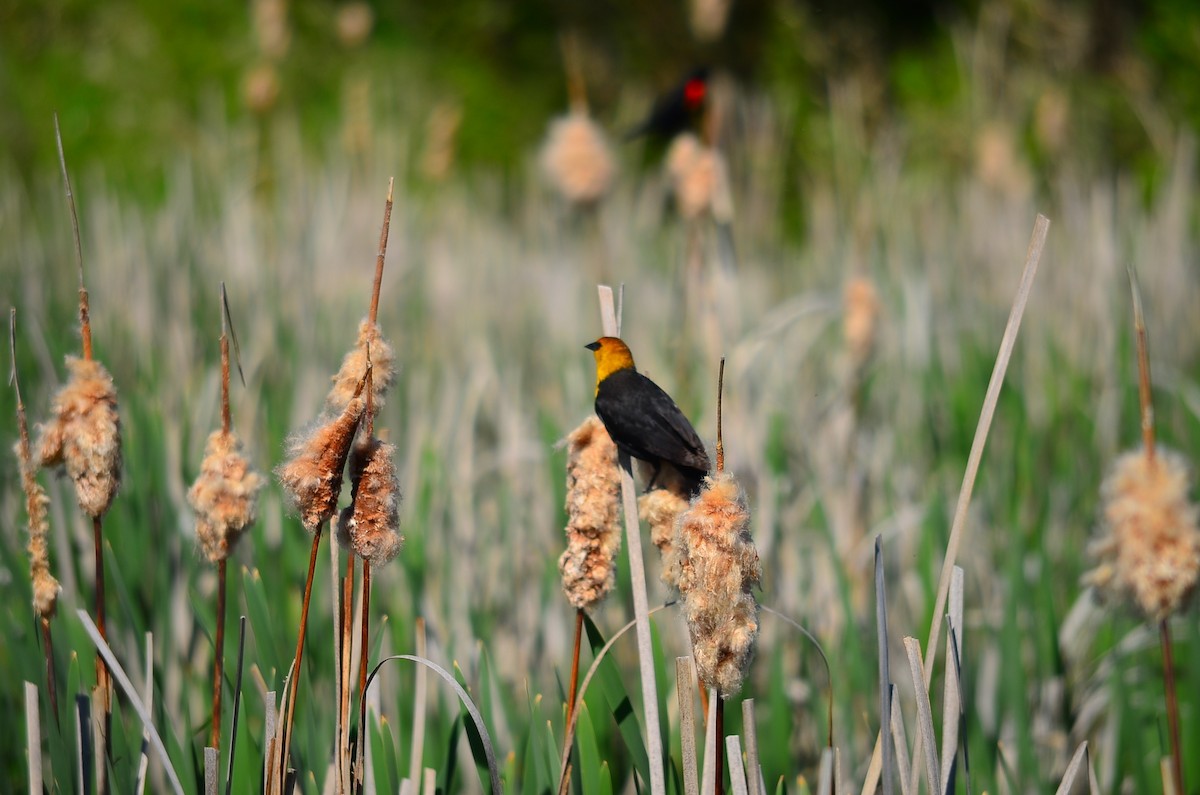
[278,528,324,786]
[355,560,371,794]
[369,179,394,326]
[211,558,227,753]
[565,609,585,733]
[714,697,725,795]
[1128,265,1156,459]
[715,358,725,473]
[1160,619,1184,795]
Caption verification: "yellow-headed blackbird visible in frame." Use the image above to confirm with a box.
[586,336,711,494]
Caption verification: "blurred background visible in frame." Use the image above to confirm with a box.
[4,1,1200,791]
[3,0,1199,200]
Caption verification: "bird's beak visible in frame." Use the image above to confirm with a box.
[584,341,601,352]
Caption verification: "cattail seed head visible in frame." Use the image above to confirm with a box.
[339,436,404,566]
[1085,447,1200,622]
[188,429,265,563]
[666,133,731,222]
[327,320,395,411]
[639,488,691,590]
[15,436,59,618]
[540,112,616,207]
[277,396,365,533]
[558,416,622,611]
[674,471,761,695]
[844,276,880,367]
[36,356,122,517]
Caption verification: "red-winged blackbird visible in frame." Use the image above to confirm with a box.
[585,336,710,494]
[623,67,710,142]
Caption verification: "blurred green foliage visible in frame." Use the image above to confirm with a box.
[2,0,1199,203]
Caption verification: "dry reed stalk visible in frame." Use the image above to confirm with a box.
[557,414,621,735]
[1082,267,1197,794]
[11,310,61,719]
[596,285,666,795]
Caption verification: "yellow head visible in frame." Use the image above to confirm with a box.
[585,337,636,392]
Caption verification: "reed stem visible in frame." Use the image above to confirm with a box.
[210,558,227,752]
[566,609,584,731]
[1160,619,1184,795]
[279,527,324,784]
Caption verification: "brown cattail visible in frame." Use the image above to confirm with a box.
[666,133,731,222]
[327,320,395,411]
[689,0,732,42]
[16,435,59,618]
[277,396,366,533]
[558,416,622,610]
[674,471,761,695]
[639,488,690,590]
[37,356,122,517]
[335,1,374,48]
[843,276,880,367]
[1085,448,1200,622]
[540,112,616,207]
[338,437,403,566]
[188,429,265,563]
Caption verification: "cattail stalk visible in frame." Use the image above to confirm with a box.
[11,310,60,721]
[187,286,263,759]
[51,118,123,789]
[212,311,231,754]
[1130,267,1183,795]
[674,358,761,795]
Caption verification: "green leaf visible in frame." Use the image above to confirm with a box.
[583,614,651,787]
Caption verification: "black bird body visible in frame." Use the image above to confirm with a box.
[624,67,710,142]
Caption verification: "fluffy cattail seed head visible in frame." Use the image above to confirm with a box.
[639,487,691,590]
[327,320,395,411]
[674,471,761,695]
[844,276,880,367]
[16,436,59,618]
[188,429,265,563]
[558,416,622,611]
[277,396,365,533]
[37,356,122,517]
[666,133,731,222]
[1085,448,1200,622]
[540,112,616,206]
[339,437,404,566]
